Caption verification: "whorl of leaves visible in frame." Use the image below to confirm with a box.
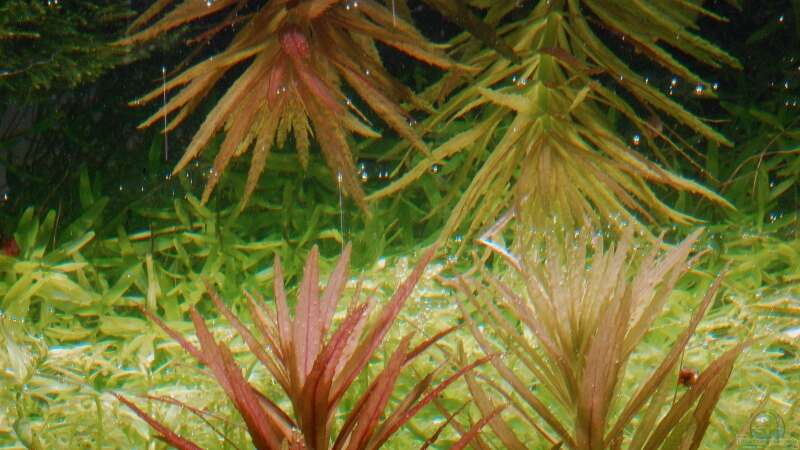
[119,243,489,449]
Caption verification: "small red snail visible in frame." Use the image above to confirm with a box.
[2,236,20,257]
[677,367,699,387]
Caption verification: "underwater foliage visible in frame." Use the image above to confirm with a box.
[118,243,489,449]
[1,206,101,325]
[0,0,131,96]
[1,185,796,448]
[0,187,427,447]
[698,84,800,228]
[121,0,464,210]
[697,217,800,434]
[3,2,800,449]
[373,0,739,241]
[452,228,746,448]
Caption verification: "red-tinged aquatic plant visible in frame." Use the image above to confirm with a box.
[117,243,489,449]
[452,228,747,449]
[121,0,465,210]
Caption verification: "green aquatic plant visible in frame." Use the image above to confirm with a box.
[0,155,425,347]
[121,0,462,210]
[118,244,489,449]
[0,318,152,449]
[372,0,738,241]
[688,218,800,444]
[697,1,800,228]
[452,228,746,448]
[0,0,131,96]
[407,0,519,63]
[1,205,102,325]
[699,99,800,230]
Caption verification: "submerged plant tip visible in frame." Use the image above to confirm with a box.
[122,0,457,210]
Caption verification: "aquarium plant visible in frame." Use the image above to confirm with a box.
[453,228,746,448]
[2,1,795,449]
[371,0,739,242]
[0,0,130,96]
[119,0,468,210]
[118,243,490,449]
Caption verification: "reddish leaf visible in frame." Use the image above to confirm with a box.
[405,325,459,364]
[641,343,747,450]
[419,401,470,450]
[282,27,344,116]
[319,242,352,336]
[431,397,495,450]
[455,287,574,447]
[299,302,369,448]
[346,336,412,450]
[142,394,238,447]
[465,371,527,450]
[607,273,725,442]
[205,280,287,391]
[332,245,437,403]
[293,245,322,386]
[139,306,205,362]
[273,254,292,357]
[190,309,286,449]
[370,355,492,448]
[114,393,204,450]
[332,298,374,381]
[127,243,456,450]
[369,371,436,447]
[451,405,507,450]
[244,290,288,383]
[311,303,369,401]
[1,237,19,257]
[249,389,298,438]
[266,56,288,105]
[473,374,560,446]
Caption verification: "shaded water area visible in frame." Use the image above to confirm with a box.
[1,1,798,449]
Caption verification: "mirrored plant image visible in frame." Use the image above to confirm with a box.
[121,0,463,210]
[372,0,737,241]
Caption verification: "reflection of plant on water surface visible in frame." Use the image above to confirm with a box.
[1,0,799,448]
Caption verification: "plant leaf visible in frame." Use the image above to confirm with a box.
[114,393,205,450]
